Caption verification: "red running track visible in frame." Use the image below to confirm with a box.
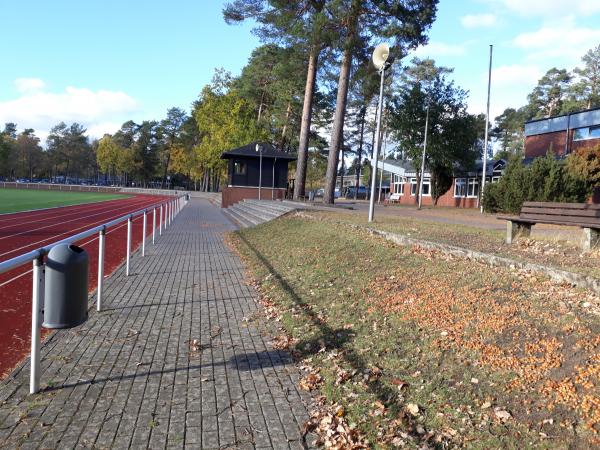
[0,194,175,378]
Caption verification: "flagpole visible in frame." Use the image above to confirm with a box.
[480,44,493,212]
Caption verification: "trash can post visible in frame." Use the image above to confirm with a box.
[142,210,147,257]
[126,215,132,276]
[152,208,156,245]
[97,228,105,312]
[30,255,44,394]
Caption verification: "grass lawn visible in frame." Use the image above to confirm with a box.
[0,188,129,214]
[229,215,600,448]
[306,209,600,280]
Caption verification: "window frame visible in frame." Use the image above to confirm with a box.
[454,178,466,198]
[467,178,479,198]
[233,160,247,176]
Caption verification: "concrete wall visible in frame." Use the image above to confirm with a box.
[221,186,286,208]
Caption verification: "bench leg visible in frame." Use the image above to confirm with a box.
[582,228,600,252]
[506,220,531,244]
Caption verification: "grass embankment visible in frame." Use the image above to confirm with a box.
[230,215,600,448]
[0,188,128,214]
[308,210,600,280]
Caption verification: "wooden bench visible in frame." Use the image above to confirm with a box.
[498,201,600,251]
[384,193,402,206]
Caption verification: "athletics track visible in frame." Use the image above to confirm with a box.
[0,194,172,378]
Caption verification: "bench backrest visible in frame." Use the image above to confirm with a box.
[520,201,600,227]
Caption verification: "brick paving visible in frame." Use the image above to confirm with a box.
[0,199,313,449]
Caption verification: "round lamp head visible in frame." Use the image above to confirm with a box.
[372,43,390,70]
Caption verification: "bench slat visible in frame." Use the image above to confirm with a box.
[519,214,600,228]
[523,201,600,211]
[520,207,600,219]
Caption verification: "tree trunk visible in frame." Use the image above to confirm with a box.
[279,101,292,150]
[323,25,356,204]
[293,46,319,200]
[339,148,344,198]
[355,107,366,199]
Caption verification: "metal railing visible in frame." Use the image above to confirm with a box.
[0,194,187,394]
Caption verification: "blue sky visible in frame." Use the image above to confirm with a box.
[1,0,599,142]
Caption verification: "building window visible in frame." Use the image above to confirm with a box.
[422,178,431,196]
[574,126,600,141]
[410,178,417,195]
[392,175,404,195]
[410,177,430,196]
[492,176,501,183]
[467,178,479,198]
[233,161,246,175]
[454,178,466,197]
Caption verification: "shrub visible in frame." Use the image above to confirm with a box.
[482,152,590,213]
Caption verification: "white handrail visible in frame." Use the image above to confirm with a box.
[0,194,187,394]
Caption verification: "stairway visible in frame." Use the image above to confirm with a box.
[222,199,298,228]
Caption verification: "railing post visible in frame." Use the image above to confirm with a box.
[159,205,163,235]
[142,210,147,257]
[30,255,44,394]
[152,208,156,244]
[97,228,105,312]
[126,215,132,276]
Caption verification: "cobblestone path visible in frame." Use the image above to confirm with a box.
[0,199,313,449]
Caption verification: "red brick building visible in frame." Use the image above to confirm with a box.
[384,159,506,208]
[524,107,600,158]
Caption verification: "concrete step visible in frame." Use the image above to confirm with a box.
[238,202,283,220]
[244,200,296,215]
[231,204,265,225]
[223,207,253,228]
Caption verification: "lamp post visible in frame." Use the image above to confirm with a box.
[418,105,430,210]
[255,144,263,200]
[368,43,391,223]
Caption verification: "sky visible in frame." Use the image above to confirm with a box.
[0,0,599,144]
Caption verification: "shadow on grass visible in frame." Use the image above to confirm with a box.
[236,232,426,443]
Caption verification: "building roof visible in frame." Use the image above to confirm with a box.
[220,142,297,160]
[524,106,600,137]
[380,158,505,177]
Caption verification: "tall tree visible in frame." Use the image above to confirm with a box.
[389,58,480,205]
[47,122,91,181]
[526,68,572,119]
[193,71,267,191]
[159,108,187,188]
[322,0,438,204]
[223,0,331,200]
[491,107,527,158]
[573,44,600,110]
[14,130,44,179]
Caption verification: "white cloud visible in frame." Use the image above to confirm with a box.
[490,64,543,86]
[0,80,138,142]
[513,18,600,62]
[14,78,45,93]
[495,0,600,17]
[412,41,466,58]
[461,14,497,28]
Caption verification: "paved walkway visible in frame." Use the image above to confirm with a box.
[0,199,312,449]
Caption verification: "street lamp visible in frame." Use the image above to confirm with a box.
[255,143,263,200]
[368,43,391,223]
[417,105,429,210]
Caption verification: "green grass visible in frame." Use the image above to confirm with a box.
[230,216,600,448]
[0,188,130,214]
[307,209,600,279]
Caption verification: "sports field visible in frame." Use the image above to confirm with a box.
[0,188,129,214]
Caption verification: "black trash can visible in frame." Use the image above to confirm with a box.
[42,244,89,329]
